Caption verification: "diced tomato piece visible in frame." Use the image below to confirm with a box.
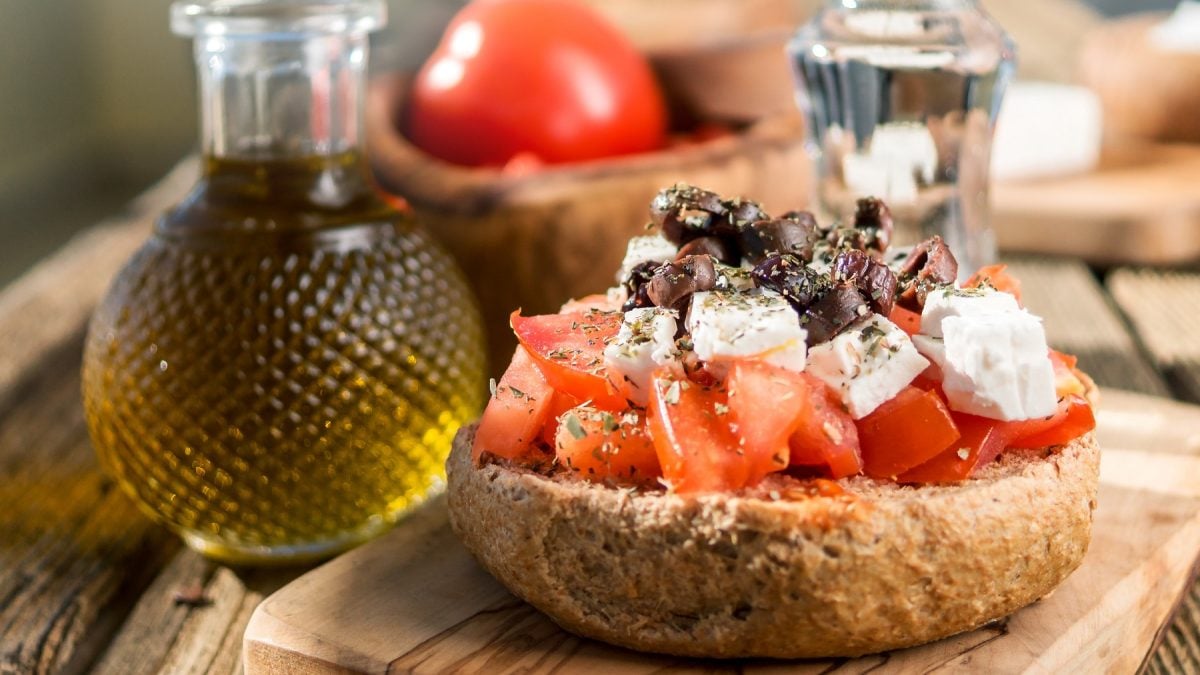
[888,305,922,336]
[473,346,556,463]
[1049,349,1087,398]
[784,376,863,479]
[855,387,961,478]
[539,391,583,447]
[554,406,661,486]
[1011,395,1095,449]
[559,293,621,313]
[647,366,755,493]
[965,264,1023,305]
[725,361,803,479]
[900,395,1096,483]
[510,309,626,410]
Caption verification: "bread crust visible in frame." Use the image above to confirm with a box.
[446,427,1100,658]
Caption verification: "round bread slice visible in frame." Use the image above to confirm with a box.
[446,427,1100,659]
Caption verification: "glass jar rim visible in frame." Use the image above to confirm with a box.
[171,0,385,38]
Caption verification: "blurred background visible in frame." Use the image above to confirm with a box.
[0,0,1178,287]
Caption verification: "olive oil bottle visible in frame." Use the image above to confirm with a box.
[82,0,486,563]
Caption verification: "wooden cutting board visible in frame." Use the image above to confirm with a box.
[242,389,1200,674]
[992,143,1200,265]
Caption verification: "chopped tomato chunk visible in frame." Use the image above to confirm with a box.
[510,309,626,410]
[784,376,863,479]
[1011,395,1095,449]
[855,387,961,478]
[900,394,1095,483]
[1049,349,1087,398]
[554,406,660,485]
[726,361,805,479]
[965,263,1023,305]
[473,346,555,463]
[647,366,756,493]
[539,390,582,447]
[888,305,922,336]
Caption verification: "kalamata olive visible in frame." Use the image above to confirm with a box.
[677,236,737,265]
[726,198,767,229]
[896,236,959,310]
[621,260,660,311]
[647,255,716,310]
[751,253,827,310]
[740,216,818,264]
[853,197,893,253]
[832,249,898,316]
[650,185,727,245]
[802,282,869,345]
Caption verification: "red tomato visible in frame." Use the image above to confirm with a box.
[1011,395,1095,449]
[647,367,755,494]
[473,346,556,462]
[555,407,661,485]
[1049,349,1087,398]
[539,390,583,447]
[965,264,1023,304]
[510,309,626,410]
[900,395,1095,483]
[888,305,922,336]
[405,0,668,167]
[725,361,803,478]
[783,377,863,479]
[855,387,961,478]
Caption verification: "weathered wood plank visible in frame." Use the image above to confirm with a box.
[1107,267,1200,675]
[1003,256,1171,396]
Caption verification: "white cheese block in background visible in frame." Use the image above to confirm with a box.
[615,235,677,283]
[916,312,1057,421]
[1152,1,1200,52]
[687,290,807,372]
[991,81,1102,182]
[806,314,929,419]
[603,308,678,406]
[920,287,1021,338]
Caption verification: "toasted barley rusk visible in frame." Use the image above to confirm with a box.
[446,426,1100,659]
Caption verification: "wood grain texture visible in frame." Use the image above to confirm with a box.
[993,144,1200,266]
[242,391,1200,675]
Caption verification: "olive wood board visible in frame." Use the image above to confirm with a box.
[992,143,1200,265]
[243,389,1200,674]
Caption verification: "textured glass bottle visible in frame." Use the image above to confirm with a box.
[82,0,486,563]
[789,0,1015,275]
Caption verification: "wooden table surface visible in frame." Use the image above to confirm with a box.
[2,160,1199,675]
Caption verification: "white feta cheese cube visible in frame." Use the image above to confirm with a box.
[806,314,930,419]
[615,235,677,283]
[603,307,679,405]
[919,312,1057,421]
[686,290,807,372]
[920,287,1021,338]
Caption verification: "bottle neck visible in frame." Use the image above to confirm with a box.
[195,32,367,161]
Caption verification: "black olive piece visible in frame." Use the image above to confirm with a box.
[677,236,737,266]
[826,225,869,252]
[751,253,828,311]
[802,282,869,346]
[853,197,894,253]
[650,185,727,245]
[896,236,959,311]
[646,255,717,309]
[725,198,768,229]
[619,260,661,311]
[831,249,898,316]
[740,216,818,265]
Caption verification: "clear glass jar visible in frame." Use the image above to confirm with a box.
[82,0,487,564]
[788,0,1016,275]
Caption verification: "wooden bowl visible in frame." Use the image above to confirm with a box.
[652,29,798,123]
[1079,14,1200,143]
[366,76,812,374]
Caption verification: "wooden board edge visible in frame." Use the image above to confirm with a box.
[244,603,382,675]
[1140,552,1200,674]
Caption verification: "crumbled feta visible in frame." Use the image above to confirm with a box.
[686,290,807,372]
[615,235,677,283]
[920,287,1021,338]
[806,314,930,418]
[713,263,756,292]
[916,312,1057,421]
[603,307,679,405]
